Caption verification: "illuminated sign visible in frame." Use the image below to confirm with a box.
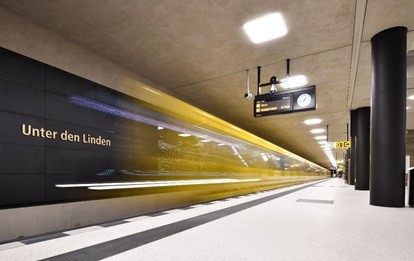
[254,85,316,117]
[335,141,351,148]
[323,141,351,149]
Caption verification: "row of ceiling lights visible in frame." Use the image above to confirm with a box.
[305,94,414,167]
[243,12,413,169]
[304,118,337,168]
[306,94,414,167]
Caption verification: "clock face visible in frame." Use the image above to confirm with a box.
[297,93,312,107]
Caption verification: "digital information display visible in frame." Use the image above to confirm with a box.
[254,85,316,117]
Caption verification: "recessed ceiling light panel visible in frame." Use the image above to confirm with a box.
[314,135,327,140]
[311,128,325,134]
[408,95,414,100]
[243,13,287,44]
[304,118,322,125]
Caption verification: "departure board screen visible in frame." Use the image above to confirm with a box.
[254,95,292,117]
[254,85,316,117]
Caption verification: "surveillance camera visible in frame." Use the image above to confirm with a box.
[244,92,253,100]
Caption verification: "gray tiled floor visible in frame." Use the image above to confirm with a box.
[1,178,414,261]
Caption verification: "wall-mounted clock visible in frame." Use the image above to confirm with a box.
[297,93,312,107]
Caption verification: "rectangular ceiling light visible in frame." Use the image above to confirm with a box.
[304,118,322,125]
[243,13,287,44]
[310,128,325,134]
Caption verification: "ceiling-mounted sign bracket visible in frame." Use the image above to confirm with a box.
[256,59,291,96]
[253,58,316,117]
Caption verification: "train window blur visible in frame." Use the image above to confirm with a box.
[0,47,327,208]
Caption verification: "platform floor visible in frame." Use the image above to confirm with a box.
[1,178,414,260]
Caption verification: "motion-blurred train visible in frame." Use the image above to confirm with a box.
[0,47,327,241]
[0,46,329,209]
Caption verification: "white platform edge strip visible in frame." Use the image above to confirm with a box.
[55,178,260,190]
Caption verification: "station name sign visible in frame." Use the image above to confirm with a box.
[254,85,316,117]
[21,124,111,146]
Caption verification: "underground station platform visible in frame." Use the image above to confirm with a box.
[1,2,414,260]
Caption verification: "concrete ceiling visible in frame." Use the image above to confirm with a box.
[1,0,413,168]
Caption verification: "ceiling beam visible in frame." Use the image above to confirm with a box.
[347,0,368,110]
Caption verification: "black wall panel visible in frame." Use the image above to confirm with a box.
[0,79,45,117]
[93,115,132,140]
[0,143,45,174]
[45,93,97,127]
[0,47,158,208]
[0,174,45,205]
[0,48,45,90]
[45,148,97,175]
[45,66,96,98]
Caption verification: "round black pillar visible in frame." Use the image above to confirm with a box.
[349,110,357,185]
[355,107,370,190]
[370,27,407,207]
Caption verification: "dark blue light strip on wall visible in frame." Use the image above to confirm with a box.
[68,95,239,147]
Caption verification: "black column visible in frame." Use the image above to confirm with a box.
[370,27,407,207]
[349,110,357,185]
[355,107,370,190]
